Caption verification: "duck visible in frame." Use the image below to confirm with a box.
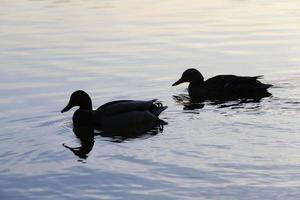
[172,68,272,102]
[61,90,167,133]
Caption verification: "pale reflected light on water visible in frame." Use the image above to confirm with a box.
[1,0,300,199]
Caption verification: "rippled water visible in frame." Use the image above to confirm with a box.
[1,0,300,199]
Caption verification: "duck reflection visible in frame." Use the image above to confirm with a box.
[96,119,166,142]
[173,94,205,110]
[63,120,167,159]
[63,125,94,159]
[173,93,266,110]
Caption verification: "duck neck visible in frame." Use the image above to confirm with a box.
[188,79,204,94]
[190,78,204,86]
[79,98,93,110]
[191,72,204,85]
[80,104,92,110]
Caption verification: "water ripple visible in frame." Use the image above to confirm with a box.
[1,0,300,199]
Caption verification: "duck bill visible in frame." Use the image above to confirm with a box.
[61,101,74,113]
[172,77,185,86]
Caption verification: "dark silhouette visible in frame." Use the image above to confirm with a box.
[173,93,264,111]
[173,94,205,110]
[96,119,167,142]
[63,120,167,159]
[61,90,168,159]
[172,68,272,103]
[61,90,167,131]
[63,125,94,159]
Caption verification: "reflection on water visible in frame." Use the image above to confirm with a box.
[63,125,95,160]
[63,120,166,160]
[1,0,300,199]
[96,119,166,143]
[173,93,268,111]
[173,94,205,110]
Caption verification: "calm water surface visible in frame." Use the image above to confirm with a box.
[1,0,300,199]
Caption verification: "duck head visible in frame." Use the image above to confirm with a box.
[61,90,92,113]
[172,68,204,86]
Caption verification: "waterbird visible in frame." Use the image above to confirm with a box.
[172,68,272,102]
[61,90,167,134]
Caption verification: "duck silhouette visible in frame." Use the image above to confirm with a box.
[172,68,272,102]
[61,90,167,134]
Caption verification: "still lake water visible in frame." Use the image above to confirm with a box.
[1,0,300,199]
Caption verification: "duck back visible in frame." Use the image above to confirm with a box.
[190,75,272,101]
[96,99,167,116]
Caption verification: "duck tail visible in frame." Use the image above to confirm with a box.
[254,75,264,79]
[258,83,273,90]
[151,100,168,116]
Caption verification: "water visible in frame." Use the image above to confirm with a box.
[1,0,300,199]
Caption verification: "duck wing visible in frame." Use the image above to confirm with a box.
[93,100,167,133]
[204,75,272,99]
[96,99,167,116]
[222,75,272,89]
[205,75,272,88]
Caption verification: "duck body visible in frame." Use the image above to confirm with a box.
[173,69,272,102]
[61,91,167,134]
[94,100,164,132]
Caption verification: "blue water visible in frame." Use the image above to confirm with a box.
[1,0,300,199]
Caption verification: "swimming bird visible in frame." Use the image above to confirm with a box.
[61,90,167,133]
[172,68,272,102]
